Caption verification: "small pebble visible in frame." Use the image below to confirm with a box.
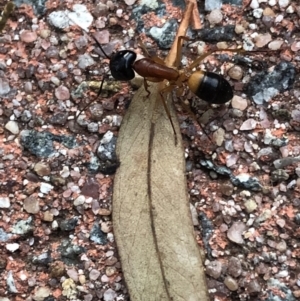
[43,211,54,222]
[254,33,272,47]
[276,240,287,252]
[40,183,54,194]
[33,286,51,301]
[227,257,242,277]
[228,66,243,80]
[207,9,223,25]
[20,30,37,43]
[250,0,259,9]
[24,81,33,93]
[240,118,257,130]
[231,96,247,111]
[106,266,116,277]
[124,0,136,5]
[268,40,284,50]
[34,162,51,176]
[5,121,19,135]
[0,197,10,208]
[103,288,117,301]
[89,269,100,280]
[227,221,246,244]
[263,7,275,16]
[116,9,123,18]
[74,196,85,206]
[268,0,276,6]
[253,8,263,18]
[278,0,290,8]
[206,260,222,279]
[24,196,40,214]
[224,276,239,291]
[67,269,79,282]
[55,85,70,101]
[60,166,70,178]
[291,41,300,52]
[79,274,86,284]
[244,199,257,213]
[6,243,20,252]
[246,279,261,294]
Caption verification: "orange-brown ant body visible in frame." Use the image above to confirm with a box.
[97,36,234,106]
[77,35,238,140]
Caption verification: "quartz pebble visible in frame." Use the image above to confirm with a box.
[124,0,136,5]
[224,276,239,291]
[206,260,222,279]
[34,162,51,176]
[231,96,247,111]
[278,0,290,8]
[5,121,19,134]
[240,119,257,131]
[103,288,117,301]
[227,222,246,244]
[24,196,40,214]
[0,197,10,208]
[40,183,54,194]
[207,9,223,25]
[6,243,20,252]
[228,65,243,80]
[20,30,37,43]
[55,85,70,100]
[227,257,242,277]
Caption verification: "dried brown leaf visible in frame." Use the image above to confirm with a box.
[113,1,209,300]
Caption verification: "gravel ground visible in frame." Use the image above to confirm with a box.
[0,0,300,300]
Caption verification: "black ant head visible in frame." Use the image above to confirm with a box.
[109,50,137,81]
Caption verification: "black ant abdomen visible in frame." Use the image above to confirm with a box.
[187,71,233,104]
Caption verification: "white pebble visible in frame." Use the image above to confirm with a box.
[0,197,10,208]
[250,0,259,9]
[6,243,20,252]
[74,195,85,206]
[207,9,223,25]
[60,166,70,178]
[286,5,294,13]
[253,8,263,18]
[40,182,54,194]
[5,121,19,135]
[268,40,283,50]
[275,15,284,23]
[116,9,123,18]
[278,0,289,8]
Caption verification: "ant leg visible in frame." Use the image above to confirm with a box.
[179,99,213,141]
[187,47,245,71]
[174,36,190,68]
[137,38,165,65]
[75,76,106,122]
[157,84,180,144]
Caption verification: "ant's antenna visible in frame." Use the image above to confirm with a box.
[91,35,111,60]
[75,75,106,122]
[74,35,112,123]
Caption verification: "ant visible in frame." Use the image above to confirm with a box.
[77,34,243,143]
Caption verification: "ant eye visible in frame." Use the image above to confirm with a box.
[110,50,137,81]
